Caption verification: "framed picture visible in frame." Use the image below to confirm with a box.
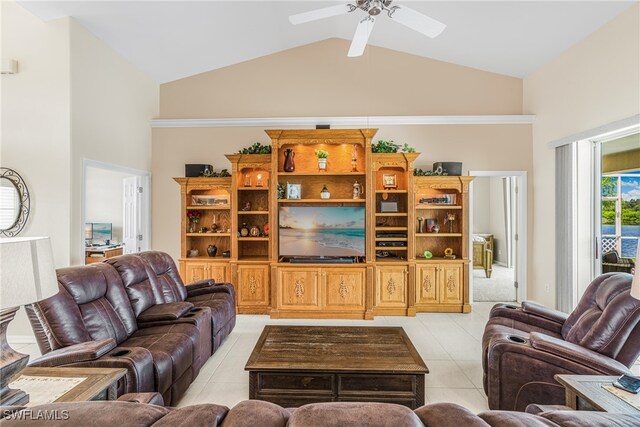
[287,183,301,199]
[382,174,397,189]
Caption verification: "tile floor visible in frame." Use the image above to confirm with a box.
[10,302,640,414]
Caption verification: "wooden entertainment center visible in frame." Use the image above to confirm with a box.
[175,129,473,319]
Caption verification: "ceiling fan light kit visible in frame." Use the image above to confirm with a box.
[289,0,446,57]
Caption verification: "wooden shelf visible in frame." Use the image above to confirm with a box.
[238,211,269,215]
[375,226,408,231]
[416,233,462,237]
[375,246,407,250]
[180,256,230,261]
[238,187,269,191]
[278,199,365,204]
[237,256,270,262]
[416,205,462,210]
[238,237,270,241]
[376,237,408,242]
[277,172,366,176]
[375,213,408,217]
[375,190,408,193]
[187,205,230,210]
[186,233,231,237]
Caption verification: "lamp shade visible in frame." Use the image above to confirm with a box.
[0,237,59,308]
[632,243,640,300]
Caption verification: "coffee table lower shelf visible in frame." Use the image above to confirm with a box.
[249,371,425,409]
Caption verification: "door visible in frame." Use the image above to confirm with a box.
[440,264,463,304]
[237,265,270,307]
[123,176,141,254]
[185,262,208,283]
[415,265,438,304]
[278,268,320,310]
[324,268,365,310]
[375,266,407,308]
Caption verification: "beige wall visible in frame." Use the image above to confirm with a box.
[1,1,158,338]
[69,19,159,265]
[523,3,640,307]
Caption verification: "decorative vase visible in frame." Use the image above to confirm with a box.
[207,245,218,257]
[318,158,327,171]
[283,149,295,172]
[417,217,424,233]
[188,220,197,233]
[211,214,218,232]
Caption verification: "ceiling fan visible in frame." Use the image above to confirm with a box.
[289,0,446,57]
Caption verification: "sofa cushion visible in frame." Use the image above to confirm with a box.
[478,410,557,426]
[106,255,165,317]
[221,400,290,427]
[153,404,228,427]
[138,251,188,303]
[415,403,490,427]
[288,402,422,427]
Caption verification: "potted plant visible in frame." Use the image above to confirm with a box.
[314,149,329,171]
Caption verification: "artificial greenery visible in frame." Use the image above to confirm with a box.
[277,182,286,199]
[371,140,416,153]
[314,149,330,159]
[414,168,447,176]
[237,142,272,154]
[202,168,231,177]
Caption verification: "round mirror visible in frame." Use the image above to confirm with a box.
[0,168,30,237]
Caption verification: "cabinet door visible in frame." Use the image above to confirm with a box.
[440,264,463,304]
[323,268,365,310]
[237,265,270,307]
[185,262,208,283]
[375,266,407,308]
[208,264,227,283]
[278,268,320,310]
[415,265,438,304]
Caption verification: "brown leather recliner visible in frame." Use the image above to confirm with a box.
[25,252,236,406]
[135,251,236,350]
[482,272,640,411]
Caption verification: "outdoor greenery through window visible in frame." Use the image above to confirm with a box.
[602,172,640,258]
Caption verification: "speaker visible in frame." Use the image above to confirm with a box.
[432,162,462,176]
[185,164,213,177]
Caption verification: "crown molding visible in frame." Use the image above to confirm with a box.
[150,115,536,128]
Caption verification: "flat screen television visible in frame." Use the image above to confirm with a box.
[279,207,365,257]
[85,223,113,244]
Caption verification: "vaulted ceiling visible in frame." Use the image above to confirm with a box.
[18,1,636,83]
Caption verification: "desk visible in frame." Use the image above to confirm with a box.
[10,367,126,406]
[555,374,639,413]
[85,246,124,264]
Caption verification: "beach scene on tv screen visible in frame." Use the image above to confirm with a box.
[279,207,365,256]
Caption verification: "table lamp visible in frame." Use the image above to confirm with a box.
[632,243,640,300]
[0,237,59,406]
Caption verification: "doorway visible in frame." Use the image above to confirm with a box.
[81,160,151,263]
[469,171,527,303]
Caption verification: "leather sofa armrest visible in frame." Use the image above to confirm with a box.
[152,404,228,427]
[489,303,564,334]
[529,332,631,374]
[28,339,116,368]
[138,302,194,323]
[118,392,164,406]
[186,279,215,290]
[521,301,568,324]
[187,282,235,299]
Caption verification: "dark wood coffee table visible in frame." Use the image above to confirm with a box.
[245,326,428,408]
[555,374,640,413]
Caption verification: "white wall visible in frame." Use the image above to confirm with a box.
[1,1,159,338]
[69,19,159,265]
[488,177,507,265]
[473,178,491,233]
[85,167,133,243]
[523,3,640,307]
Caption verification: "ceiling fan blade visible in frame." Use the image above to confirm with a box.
[388,5,446,38]
[348,16,376,57]
[289,4,354,25]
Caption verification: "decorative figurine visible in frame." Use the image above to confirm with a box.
[417,217,424,233]
[256,173,264,187]
[320,185,330,199]
[444,212,456,233]
[243,172,252,187]
[242,201,252,211]
[353,181,362,199]
[263,223,270,236]
[351,147,358,172]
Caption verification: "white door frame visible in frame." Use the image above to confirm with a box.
[81,159,151,263]
[469,170,528,303]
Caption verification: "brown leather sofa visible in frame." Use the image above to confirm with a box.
[2,398,638,427]
[25,252,236,405]
[482,272,640,411]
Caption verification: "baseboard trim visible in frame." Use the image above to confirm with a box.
[8,335,37,345]
[151,115,536,128]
